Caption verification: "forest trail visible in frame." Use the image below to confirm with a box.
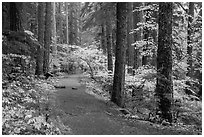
[55,74,191,135]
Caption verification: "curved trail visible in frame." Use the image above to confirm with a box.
[55,74,191,135]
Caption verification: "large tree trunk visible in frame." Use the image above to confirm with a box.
[187,2,194,77]
[36,2,45,75]
[112,2,128,107]
[43,2,52,74]
[133,2,143,72]
[10,2,22,31]
[105,8,113,72]
[155,2,173,123]
[127,2,134,74]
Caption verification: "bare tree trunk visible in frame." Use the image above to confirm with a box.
[65,2,69,44]
[101,23,107,54]
[112,2,128,108]
[105,8,113,72]
[36,2,45,75]
[52,2,57,55]
[10,2,22,31]
[155,2,173,123]
[43,2,52,74]
[127,2,134,74]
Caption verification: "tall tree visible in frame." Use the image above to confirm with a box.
[187,2,194,77]
[43,2,52,74]
[52,2,57,55]
[105,6,113,72]
[36,2,45,75]
[112,2,128,107]
[65,2,69,44]
[101,23,107,54]
[155,2,173,123]
[10,2,22,31]
[69,2,75,45]
[127,2,134,74]
[56,2,63,44]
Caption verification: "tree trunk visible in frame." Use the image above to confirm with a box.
[155,2,173,123]
[36,2,45,75]
[133,2,143,72]
[187,2,194,77]
[112,2,128,108]
[101,23,107,54]
[105,9,113,72]
[127,2,134,74]
[69,3,75,45]
[57,2,63,43]
[52,2,57,55]
[43,2,52,74]
[65,2,69,44]
[10,2,22,31]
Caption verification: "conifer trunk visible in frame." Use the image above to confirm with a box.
[106,9,113,72]
[127,2,134,74]
[43,2,52,74]
[155,2,173,123]
[112,2,128,107]
[36,2,45,75]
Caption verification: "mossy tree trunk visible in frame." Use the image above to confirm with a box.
[155,2,173,123]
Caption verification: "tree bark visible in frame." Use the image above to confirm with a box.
[43,2,52,74]
[112,2,128,107]
[105,8,113,72]
[101,23,107,54]
[65,2,69,44]
[187,2,194,77]
[52,2,57,55]
[36,2,45,75]
[155,2,173,123]
[127,2,134,74]
[10,2,22,31]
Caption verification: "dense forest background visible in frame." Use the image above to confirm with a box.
[2,2,202,135]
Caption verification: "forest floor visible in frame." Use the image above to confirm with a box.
[53,74,195,135]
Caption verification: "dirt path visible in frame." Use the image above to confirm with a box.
[55,74,192,135]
